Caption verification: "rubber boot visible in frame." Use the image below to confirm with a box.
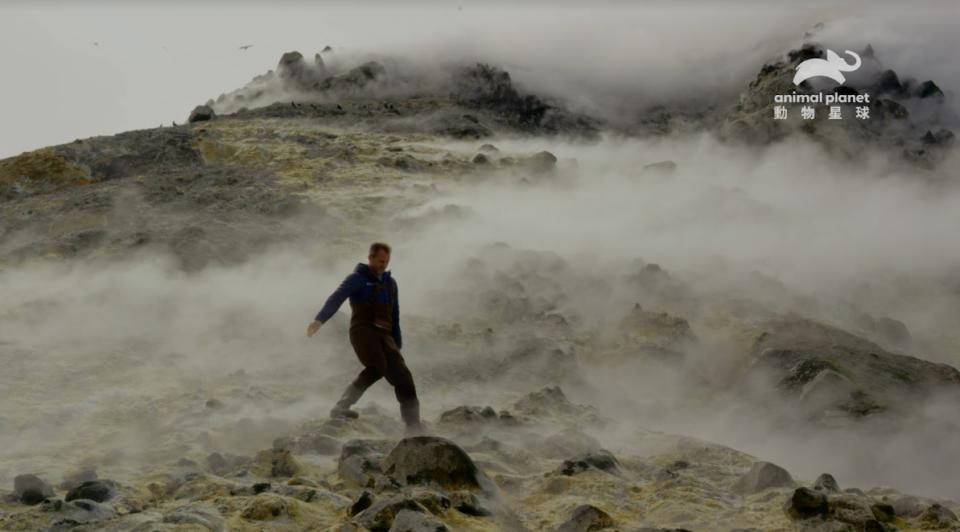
[330,383,363,419]
[400,399,425,436]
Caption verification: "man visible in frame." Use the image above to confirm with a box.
[306,242,424,435]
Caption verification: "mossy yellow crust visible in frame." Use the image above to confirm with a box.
[0,148,91,188]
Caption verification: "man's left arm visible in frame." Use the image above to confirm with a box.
[392,278,402,349]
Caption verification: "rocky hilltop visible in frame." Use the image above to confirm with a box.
[1,41,959,532]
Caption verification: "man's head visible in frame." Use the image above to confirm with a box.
[368,242,391,275]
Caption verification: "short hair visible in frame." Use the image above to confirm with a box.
[369,242,392,257]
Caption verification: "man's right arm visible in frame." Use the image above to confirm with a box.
[315,273,360,323]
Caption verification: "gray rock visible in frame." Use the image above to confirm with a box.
[338,439,396,488]
[890,495,926,517]
[920,503,959,529]
[828,493,876,526]
[745,317,960,419]
[381,436,483,491]
[13,474,54,505]
[733,461,794,494]
[388,509,449,532]
[408,488,451,514]
[814,473,840,493]
[555,504,616,532]
[640,160,677,174]
[162,503,225,531]
[52,499,118,527]
[527,151,558,173]
[472,153,490,165]
[354,495,430,532]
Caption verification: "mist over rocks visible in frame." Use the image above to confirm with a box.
[2,13,960,530]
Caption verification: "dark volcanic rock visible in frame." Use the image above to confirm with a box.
[452,63,598,136]
[382,436,484,491]
[65,479,115,503]
[784,487,828,518]
[188,104,216,123]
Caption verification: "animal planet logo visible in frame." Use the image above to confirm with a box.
[793,49,862,86]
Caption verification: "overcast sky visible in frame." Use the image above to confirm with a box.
[1,1,957,159]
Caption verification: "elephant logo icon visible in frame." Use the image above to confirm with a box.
[793,49,862,86]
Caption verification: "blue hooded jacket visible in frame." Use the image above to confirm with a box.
[315,263,402,348]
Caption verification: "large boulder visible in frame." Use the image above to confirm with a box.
[381,437,484,491]
[188,105,215,123]
[65,479,116,503]
[733,461,794,494]
[784,487,828,519]
[13,474,55,505]
[744,317,960,420]
[920,503,959,529]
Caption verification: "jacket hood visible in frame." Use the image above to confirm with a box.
[355,262,391,281]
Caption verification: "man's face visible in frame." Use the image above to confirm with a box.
[369,250,390,274]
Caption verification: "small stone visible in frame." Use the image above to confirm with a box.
[871,502,895,522]
[449,490,489,516]
[351,490,373,516]
[388,509,449,532]
[559,450,621,476]
[472,153,489,165]
[556,504,616,532]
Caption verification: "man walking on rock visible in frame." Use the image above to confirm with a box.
[307,242,424,435]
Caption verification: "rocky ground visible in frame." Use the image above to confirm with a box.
[1,38,959,531]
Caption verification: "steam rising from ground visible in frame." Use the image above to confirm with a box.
[2,132,959,499]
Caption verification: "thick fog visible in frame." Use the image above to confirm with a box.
[2,0,959,511]
[3,131,960,497]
